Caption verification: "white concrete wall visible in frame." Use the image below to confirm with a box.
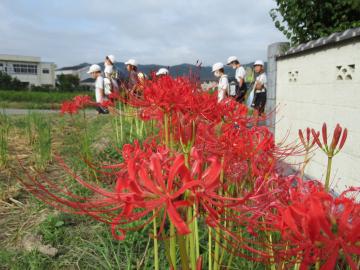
[39,63,56,86]
[275,41,360,191]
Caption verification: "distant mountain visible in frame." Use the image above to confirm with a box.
[112,62,266,82]
[57,61,267,82]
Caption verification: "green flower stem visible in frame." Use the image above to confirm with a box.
[169,223,177,269]
[153,212,159,270]
[119,103,124,143]
[187,207,196,270]
[177,234,189,270]
[325,156,333,192]
[208,228,212,270]
[164,113,170,147]
[213,157,224,270]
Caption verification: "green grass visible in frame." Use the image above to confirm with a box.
[0,90,92,109]
[0,110,268,270]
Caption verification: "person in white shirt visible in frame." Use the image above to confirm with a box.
[87,64,108,114]
[251,60,267,115]
[104,65,119,96]
[212,62,229,103]
[104,55,120,80]
[227,56,248,103]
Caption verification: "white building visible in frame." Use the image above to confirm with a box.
[268,27,360,192]
[0,54,56,87]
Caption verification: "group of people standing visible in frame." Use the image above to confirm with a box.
[212,56,267,114]
[86,54,267,115]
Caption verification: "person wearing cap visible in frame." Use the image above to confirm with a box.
[212,62,229,103]
[251,60,267,115]
[104,65,119,96]
[125,59,139,91]
[227,56,248,103]
[156,68,169,77]
[104,54,119,81]
[87,64,109,114]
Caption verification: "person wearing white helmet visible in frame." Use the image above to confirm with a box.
[212,62,229,103]
[156,68,169,77]
[87,64,108,114]
[227,56,248,103]
[251,60,267,115]
[125,59,139,91]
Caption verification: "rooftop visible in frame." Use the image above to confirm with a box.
[0,54,41,63]
[57,63,90,71]
[277,27,360,59]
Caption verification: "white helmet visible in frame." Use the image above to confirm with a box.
[212,62,224,72]
[156,68,169,76]
[253,60,264,67]
[107,55,116,64]
[226,56,238,65]
[125,59,138,67]
[87,64,101,74]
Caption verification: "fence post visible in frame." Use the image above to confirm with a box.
[266,42,290,134]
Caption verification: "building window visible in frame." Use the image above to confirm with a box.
[42,69,50,74]
[13,64,38,75]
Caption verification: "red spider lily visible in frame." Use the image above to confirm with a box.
[311,123,348,156]
[60,95,94,115]
[73,95,92,108]
[298,128,318,151]
[197,123,276,182]
[268,179,360,270]
[21,141,225,240]
[60,101,79,114]
[100,99,115,108]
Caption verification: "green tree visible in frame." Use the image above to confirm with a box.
[56,74,80,92]
[0,71,27,90]
[270,0,360,45]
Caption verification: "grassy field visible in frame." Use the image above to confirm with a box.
[0,111,163,270]
[0,109,266,270]
[0,90,92,109]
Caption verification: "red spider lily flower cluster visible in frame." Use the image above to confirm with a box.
[262,178,360,270]
[60,95,94,114]
[299,127,318,151]
[20,74,359,269]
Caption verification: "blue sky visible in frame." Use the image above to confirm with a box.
[0,0,286,68]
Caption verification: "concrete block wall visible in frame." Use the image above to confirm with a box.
[274,41,360,191]
[266,42,290,133]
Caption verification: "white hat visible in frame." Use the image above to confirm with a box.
[87,64,101,74]
[125,59,138,67]
[253,60,264,66]
[107,55,116,64]
[227,56,238,65]
[212,62,224,72]
[156,68,169,76]
[104,65,113,75]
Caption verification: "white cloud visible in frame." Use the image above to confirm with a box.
[0,0,286,67]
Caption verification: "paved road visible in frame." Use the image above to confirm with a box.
[1,108,97,115]
[1,108,59,115]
